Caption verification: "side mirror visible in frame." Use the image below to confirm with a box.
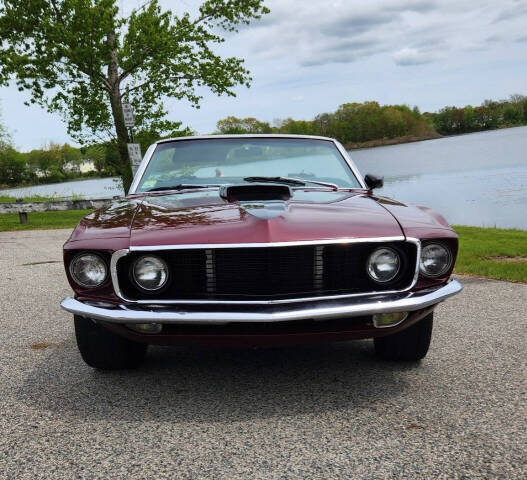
[364,173,384,190]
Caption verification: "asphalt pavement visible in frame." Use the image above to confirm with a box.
[0,229,525,479]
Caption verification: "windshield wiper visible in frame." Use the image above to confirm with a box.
[244,176,305,186]
[243,176,339,190]
[147,184,218,192]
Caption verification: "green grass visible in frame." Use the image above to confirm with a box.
[0,210,92,231]
[0,194,66,203]
[453,225,527,283]
[0,193,85,203]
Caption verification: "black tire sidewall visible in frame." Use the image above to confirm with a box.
[74,315,147,370]
[374,312,433,361]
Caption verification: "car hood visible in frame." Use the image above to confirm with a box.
[69,198,142,242]
[374,195,454,239]
[128,189,404,247]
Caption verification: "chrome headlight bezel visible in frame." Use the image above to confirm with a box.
[366,247,401,284]
[69,252,108,288]
[419,243,453,278]
[132,255,169,292]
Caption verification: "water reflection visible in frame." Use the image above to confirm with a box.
[371,166,527,229]
[136,201,247,229]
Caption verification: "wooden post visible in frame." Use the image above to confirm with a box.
[15,198,28,224]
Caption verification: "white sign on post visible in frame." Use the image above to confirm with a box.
[127,143,142,175]
[122,103,135,128]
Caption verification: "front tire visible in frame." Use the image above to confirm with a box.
[74,315,147,370]
[374,312,433,361]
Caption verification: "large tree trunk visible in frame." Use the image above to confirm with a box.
[107,31,134,194]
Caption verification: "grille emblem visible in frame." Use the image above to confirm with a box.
[205,249,216,294]
[313,246,324,290]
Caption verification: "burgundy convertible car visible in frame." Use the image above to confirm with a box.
[61,135,462,369]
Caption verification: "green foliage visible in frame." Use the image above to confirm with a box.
[134,125,195,154]
[0,0,270,191]
[274,118,315,135]
[0,103,11,150]
[84,144,106,173]
[0,140,114,187]
[0,147,37,186]
[453,226,527,283]
[216,101,437,145]
[216,116,272,134]
[432,95,527,134]
[216,95,527,146]
[0,105,36,187]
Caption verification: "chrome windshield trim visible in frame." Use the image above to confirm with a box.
[128,143,157,195]
[128,136,367,194]
[333,139,367,189]
[110,238,421,305]
[61,279,463,325]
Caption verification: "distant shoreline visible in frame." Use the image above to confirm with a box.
[346,124,527,151]
[345,132,442,151]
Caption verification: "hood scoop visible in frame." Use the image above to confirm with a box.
[220,183,292,203]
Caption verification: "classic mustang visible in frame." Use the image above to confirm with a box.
[61,135,462,369]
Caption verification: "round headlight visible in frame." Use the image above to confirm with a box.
[367,247,400,283]
[132,255,169,291]
[70,253,108,288]
[420,243,452,277]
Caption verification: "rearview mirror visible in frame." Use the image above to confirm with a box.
[364,174,384,190]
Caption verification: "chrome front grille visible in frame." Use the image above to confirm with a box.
[115,240,418,302]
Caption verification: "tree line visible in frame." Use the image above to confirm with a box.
[215,94,527,145]
[431,95,527,135]
[2,93,526,189]
[0,140,104,187]
[0,116,192,188]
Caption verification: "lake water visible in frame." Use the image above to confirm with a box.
[1,126,526,229]
[0,176,123,200]
[351,126,527,230]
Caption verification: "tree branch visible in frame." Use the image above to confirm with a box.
[121,74,195,98]
[118,47,154,82]
[193,14,213,26]
[55,59,111,92]
[49,0,65,24]
[130,0,156,16]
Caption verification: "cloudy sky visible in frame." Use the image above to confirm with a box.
[1,0,527,150]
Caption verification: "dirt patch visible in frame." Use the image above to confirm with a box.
[30,341,56,350]
[405,423,425,430]
[21,260,61,266]
[488,256,527,263]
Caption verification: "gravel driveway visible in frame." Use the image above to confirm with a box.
[0,229,525,479]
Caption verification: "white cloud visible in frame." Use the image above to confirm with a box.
[393,47,438,66]
[2,0,527,148]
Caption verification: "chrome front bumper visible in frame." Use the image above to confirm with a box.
[61,280,462,325]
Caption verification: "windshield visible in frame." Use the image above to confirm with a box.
[135,138,362,192]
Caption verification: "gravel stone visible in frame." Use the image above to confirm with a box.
[0,229,525,479]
